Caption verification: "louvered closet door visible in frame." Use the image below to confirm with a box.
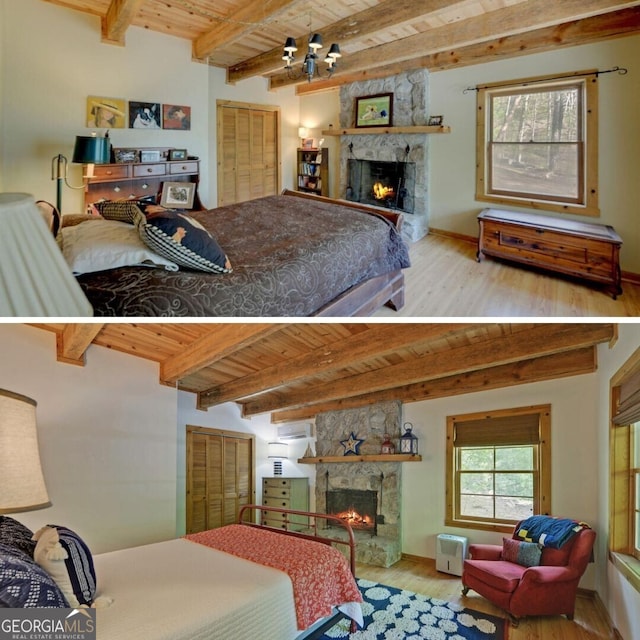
[217,101,280,206]
[186,426,255,534]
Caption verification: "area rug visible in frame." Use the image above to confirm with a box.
[320,578,508,640]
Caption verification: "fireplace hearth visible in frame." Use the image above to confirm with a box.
[346,159,415,213]
[327,489,377,534]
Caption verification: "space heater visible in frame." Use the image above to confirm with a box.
[435,534,468,576]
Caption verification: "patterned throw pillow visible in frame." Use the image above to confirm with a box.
[137,209,232,273]
[0,516,36,558]
[94,200,146,224]
[0,546,68,608]
[502,537,542,567]
[33,525,97,607]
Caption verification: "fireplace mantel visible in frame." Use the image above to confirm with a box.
[298,453,421,464]
[322,125,450,136]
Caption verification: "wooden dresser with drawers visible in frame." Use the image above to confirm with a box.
[262,477,309,531]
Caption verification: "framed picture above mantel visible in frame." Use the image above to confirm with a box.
[355,93,393,128]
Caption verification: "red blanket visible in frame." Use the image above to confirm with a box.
[185,524,362,629]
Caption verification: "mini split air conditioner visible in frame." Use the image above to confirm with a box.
[276,424,313,440]
[436,534,468,576]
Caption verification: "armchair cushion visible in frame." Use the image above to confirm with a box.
[463,559,525,594]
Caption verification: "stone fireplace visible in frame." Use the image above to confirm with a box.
[314,400,403,567]
[338,69,431,242]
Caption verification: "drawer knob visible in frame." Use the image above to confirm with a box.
[147,167,153,173]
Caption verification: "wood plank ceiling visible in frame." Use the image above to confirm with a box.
[31,322,616,424]
[39,1,640,93]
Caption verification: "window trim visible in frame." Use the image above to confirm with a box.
[609,345,640,592]
[475,70,599,217]
[446,404,551,534]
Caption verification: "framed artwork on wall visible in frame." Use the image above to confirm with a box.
[163,104,191,130]
[129,102,161,129]
[355,93,393,128]
[86,96,126,129]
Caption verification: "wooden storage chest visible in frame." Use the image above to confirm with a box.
[477,208,622,298]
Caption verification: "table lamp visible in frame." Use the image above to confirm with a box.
[0,388,51,513]
[52,133,111,214]
[0,193,93,316]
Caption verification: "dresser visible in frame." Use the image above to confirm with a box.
[82,147,203,210]
[477,208,623,298]
[262,477,309,531]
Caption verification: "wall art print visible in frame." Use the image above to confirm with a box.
[129,102,161,129]
[162,104,191,130]
[86,96,126,129]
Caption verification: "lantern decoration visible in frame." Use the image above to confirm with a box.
[400,422,418,455]
[380,433,395,455]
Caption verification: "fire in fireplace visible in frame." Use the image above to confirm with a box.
[346,159,415,213]
[327,489,377,534]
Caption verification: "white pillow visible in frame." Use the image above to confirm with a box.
[59,219,179,275]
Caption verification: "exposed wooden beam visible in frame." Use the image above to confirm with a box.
[226,0,457,83]
[270,347,598,422]
[241,323,614,415]
[160,324,283,385]
[102,0,145,45]
[193,0,299,61]
[55,323,104,367]
[294,6,640,94]
[269,0,640,90]
[197,323,477,408]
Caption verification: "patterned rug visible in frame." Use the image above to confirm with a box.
[320,579,508,640]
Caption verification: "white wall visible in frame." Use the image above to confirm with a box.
[0,324,178,554]
[300,35,640,274]
[0,0,301,211]
[595,322,640,640]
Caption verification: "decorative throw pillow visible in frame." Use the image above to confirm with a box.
[502,537,542,568]
[0,516,36,558]
[33,525,97,607]
[59,218,179,275]
[137,209,232,273]
[94,200,145,224]
[0,546,68,608]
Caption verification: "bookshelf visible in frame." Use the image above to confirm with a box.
[296,148,328,197]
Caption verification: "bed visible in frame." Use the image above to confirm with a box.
[92,506,363,640]
[63,190,410,317]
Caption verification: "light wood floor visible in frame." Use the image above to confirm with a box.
[374,232,640,317]
[356,556,613,640]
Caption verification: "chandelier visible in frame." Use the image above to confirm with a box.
[282,33,341,82]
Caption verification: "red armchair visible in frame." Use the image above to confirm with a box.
[461,520,596,626]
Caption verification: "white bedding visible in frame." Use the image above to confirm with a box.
[93,538,299,640]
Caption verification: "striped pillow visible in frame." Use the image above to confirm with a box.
[33,525,96,607]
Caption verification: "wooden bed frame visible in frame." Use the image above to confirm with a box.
[238,504,359,637]
[280,190,406,316]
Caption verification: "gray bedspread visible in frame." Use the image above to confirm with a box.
[77,193,410,317]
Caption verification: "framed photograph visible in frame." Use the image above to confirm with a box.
[114,148,140,164]
[355,93,393,128]
[168,149,188,161]
[128,101,161,129]
[140,150,161,163]
[160,181,195,209]
[86,96,126,129]
[302,138,315,150]
[163,104,191,130]
[428,115,444,126]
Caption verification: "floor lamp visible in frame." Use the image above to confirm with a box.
[52,134,111,214]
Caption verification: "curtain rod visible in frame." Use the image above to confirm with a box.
[463,66,627,94]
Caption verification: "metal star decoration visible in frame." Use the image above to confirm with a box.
[340,432,364,456]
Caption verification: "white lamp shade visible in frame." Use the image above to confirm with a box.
[268,441,289,459]
[0,193,93,316]
[0,389,51,513]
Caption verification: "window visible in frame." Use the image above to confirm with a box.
[610,347,640,588]
[446,405,551,533]
[476,71,599,216]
